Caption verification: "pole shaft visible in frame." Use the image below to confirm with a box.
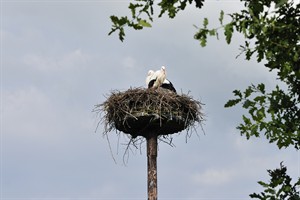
[147,134,157,200]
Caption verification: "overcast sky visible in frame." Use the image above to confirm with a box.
[2,0,299,199]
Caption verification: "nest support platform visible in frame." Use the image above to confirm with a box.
[115,113,187,138]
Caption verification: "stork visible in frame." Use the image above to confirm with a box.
[146,66,176,93]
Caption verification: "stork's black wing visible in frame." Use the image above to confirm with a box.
[161,81,176,93]
[148,79,156,88]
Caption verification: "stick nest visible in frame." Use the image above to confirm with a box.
[94,88,204,139]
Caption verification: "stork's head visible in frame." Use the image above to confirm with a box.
[147,70,154,75]
[161,66,166,72]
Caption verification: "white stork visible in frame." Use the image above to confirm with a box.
[146,66,176,93]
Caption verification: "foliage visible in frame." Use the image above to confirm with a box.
[224,83,300,149]
[219,1,300,150]
[249,163,300,200]
[108,0,204,41]
[109,1,154,42]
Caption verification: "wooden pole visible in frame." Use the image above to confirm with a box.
[147,133,158,200]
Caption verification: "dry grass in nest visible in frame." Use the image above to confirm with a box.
[94,87,204,140]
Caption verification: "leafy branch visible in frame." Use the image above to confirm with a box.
[108,0,204,41]
[225,83,300,149]
[250,162,300,200]
[109,1,154,42]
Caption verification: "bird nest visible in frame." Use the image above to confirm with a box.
[94,88,204,139]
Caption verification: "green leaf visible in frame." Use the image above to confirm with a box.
[275,0,288,8]
[118,27,126,42]
[259,122,266,131]
[194,0,204,8]
[250,124,259,136]
[219,10,224,25]
[209,29,216,36]
[138,19,152,27]
[265,188,276,194]
[131,23,143,30]
[293,52,299,62]
[243,99,253,109]
[128,3,136,18]
[233,89,242,98]
[249,193,261,198]
[118,16,130,26]
[283,185,291,192]
[108,16,128,42]
[194,28,208,47]
[258,181,268,188]
[256,107,265,121]
[224,22,234,44]
[257,83,265,94]
[200,38,206,47]
[244,87,254,98]
[110,15,118,24]
[242,115,251,125]
[203,18,208,28]
[224,99,242,108]
[253,96,266,104]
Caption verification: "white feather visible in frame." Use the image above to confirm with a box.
[153,66,166,88]
[146,70,155,86]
